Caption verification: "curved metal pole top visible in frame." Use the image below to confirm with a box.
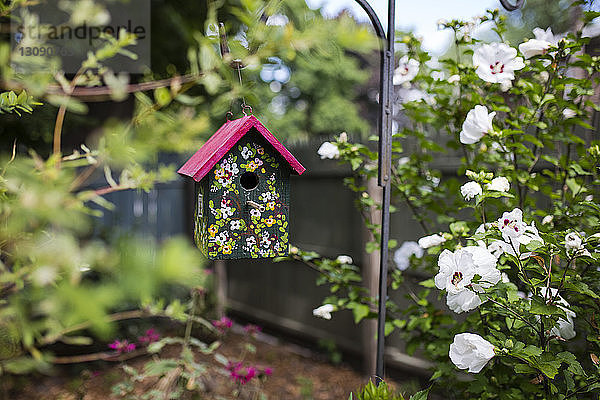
[352,0,524,42]
[353,0,386,41]
[499,0,525,11]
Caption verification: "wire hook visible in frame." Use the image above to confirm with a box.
[242,104,253,116]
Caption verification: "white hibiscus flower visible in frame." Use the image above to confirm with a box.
[473,43,524,84]
[533,27,560,45]
[317,142,339,160]
[418,233,446,249]
[494,208,544,258]
[487,240,516,259]
[486,177,510,192]
[582,21,600,38]
[394,241,424,271]
[393,56,420,85]
[460,105,496,144]
[336,255,353,264]
[497,208,526,241]
[312,304,335,320]
[449,333,495,373]
[460,181,483,201]
[519,39,551,59]
[447,74,461,83]
[565,232,590,256]
[436,247,499,314]
[435,249,477,295]
[565,232,583,250]
[464,246,500,290]
[447,290,482,314]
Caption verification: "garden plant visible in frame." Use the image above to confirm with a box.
[305,3,600,399]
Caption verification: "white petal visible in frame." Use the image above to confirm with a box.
[447,290,482,313]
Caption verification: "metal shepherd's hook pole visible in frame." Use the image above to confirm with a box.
[351,0,396,383]
[349,0,525,383]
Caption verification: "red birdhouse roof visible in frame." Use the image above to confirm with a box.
[178,115,306,182]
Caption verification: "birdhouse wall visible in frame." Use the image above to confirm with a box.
[193,180,209,255]
[198,129,291,259]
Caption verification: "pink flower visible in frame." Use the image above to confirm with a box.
[263,367,273,376]
[226,362,258,384]
[244,367,257,382]
[212,317,233,334]
[243,324,262,336]
[109,340,136,354]
[138,329,160,345]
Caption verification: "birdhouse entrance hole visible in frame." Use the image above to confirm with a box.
[240,171,259,190]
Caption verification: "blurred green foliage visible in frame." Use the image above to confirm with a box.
[0,0,377,380]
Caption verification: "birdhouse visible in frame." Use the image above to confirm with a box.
[178,115,306,259]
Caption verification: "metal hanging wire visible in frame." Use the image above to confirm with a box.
[236,64,252,116]
[218,22,252,121]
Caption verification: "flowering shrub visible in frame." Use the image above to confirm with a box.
[295,5,600,399]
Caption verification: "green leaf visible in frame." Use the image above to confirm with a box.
[525,240,544,252]
[522,134,543,148]
[365,241,378,254]
[514,364,538,374]
[563,281,600,299]
[350,157,362,170]
[557,352,586,376]
[530,298,562,315]
[348,302,370,323]
[147,341,166,354]
[46,95,88,114]
[143,359,179,376]
[2,356,49,374]
[410,387,430,400]
[536,361,560,379]
[214,352,229,366]
[385,321,394,336]
[419,278,436,288]
[59,336,93,346]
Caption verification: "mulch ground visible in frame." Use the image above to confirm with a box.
[8,328,405,400]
